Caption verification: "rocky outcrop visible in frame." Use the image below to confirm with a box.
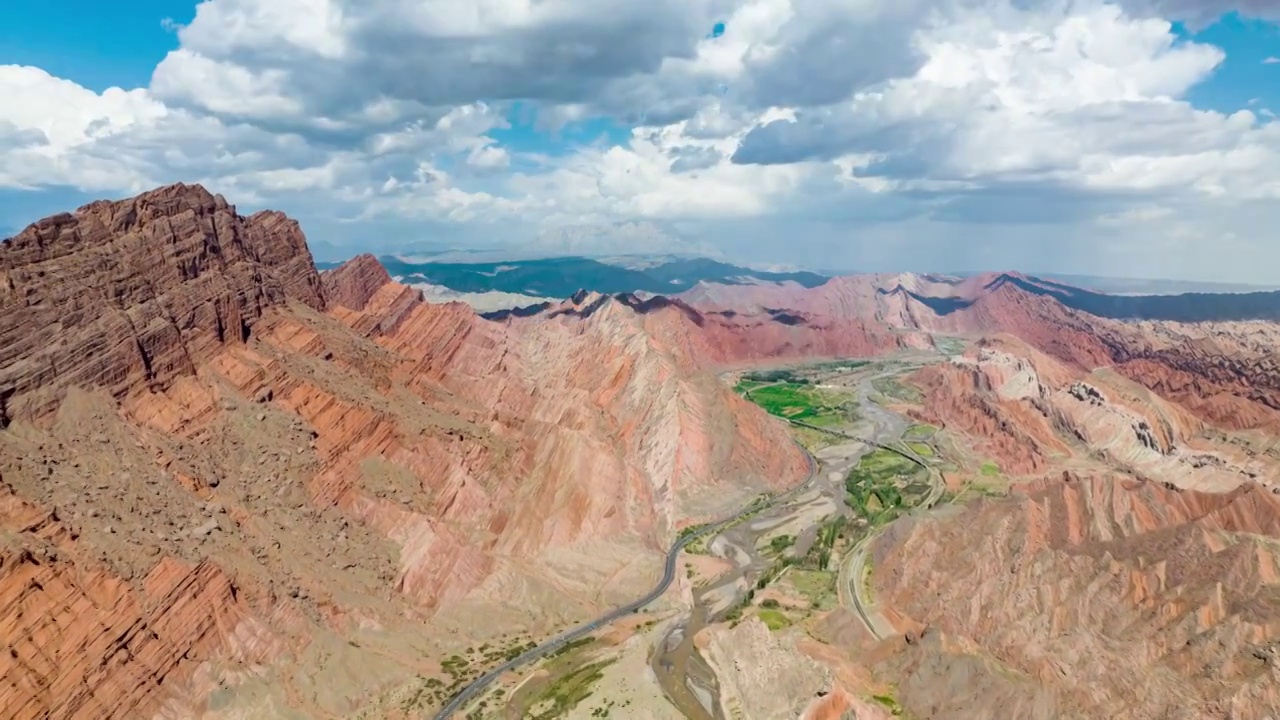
[322,253,392,312]
[0,478,284,720]
[1068,382,1105,405]
[0,183,325,422]
[904,337,1264,490]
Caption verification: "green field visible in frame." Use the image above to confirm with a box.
[736,381,858,427]
[756,608,791,631]
[799,359,872,374]
[903,423,936,441]
[980,460,1001,476]
[906,441,935,457]
[786,569,837,609]
[845,448,929,524]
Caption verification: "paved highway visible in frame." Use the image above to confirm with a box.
[433,445,817,719]
[792,419,945,639]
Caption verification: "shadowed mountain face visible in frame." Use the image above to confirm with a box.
[869,273,1280,323]
[374,255,830,298]
[984,274,1280,322]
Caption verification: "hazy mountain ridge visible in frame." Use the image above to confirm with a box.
[375,254,831,299]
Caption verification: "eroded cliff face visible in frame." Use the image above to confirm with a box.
[0,184,325,424]
[904,336,1272,490]
[502,290,923,370]
[0,185,808,718]
[872,474,1280,720]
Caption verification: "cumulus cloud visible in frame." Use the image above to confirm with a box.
[734,1,1280,209]
[2,0,1280,281]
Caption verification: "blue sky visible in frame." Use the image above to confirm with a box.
[2,0,1280,282]
[1178,12,1280,111]
[0,2,191,91]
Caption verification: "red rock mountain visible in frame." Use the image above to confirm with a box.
[0,185,807,718]
[683,273,1280,433]
[873,473,1280,719]
[0,184,325,424]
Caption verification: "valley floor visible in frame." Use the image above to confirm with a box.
[436,342,1280,720]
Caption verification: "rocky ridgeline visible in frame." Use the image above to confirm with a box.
[0,183,325,423]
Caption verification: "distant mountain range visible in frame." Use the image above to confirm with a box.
[314,255,831,299]
[311,253,1280,324]
[983,273,1280,323]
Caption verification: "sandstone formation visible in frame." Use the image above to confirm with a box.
[493,290,922,370]
[872,474,1280,719]
[0,184,325,424]
[902,335,1278,491]
[0,185,809,718]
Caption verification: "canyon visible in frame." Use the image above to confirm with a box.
[0,184,805,719]
[1,184,1278,719]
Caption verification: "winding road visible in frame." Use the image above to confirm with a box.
[790,416,945,640]
[432,446,818,719]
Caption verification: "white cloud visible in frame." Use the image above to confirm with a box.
[3,0,1280,282]
[177,0,348,58]
[1264,56,1280,64]
[151,49,303,118]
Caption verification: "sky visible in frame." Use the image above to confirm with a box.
[1,0,1279,281]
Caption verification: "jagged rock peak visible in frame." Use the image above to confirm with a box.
[0,183,326,421]
[322,254,393,312]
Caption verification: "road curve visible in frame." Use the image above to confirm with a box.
[433,445,818,719]
[793,419,944,639]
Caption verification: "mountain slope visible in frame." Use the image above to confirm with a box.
[874,474,1280,719]
[683,272,1280,432]
[0,185,808,718]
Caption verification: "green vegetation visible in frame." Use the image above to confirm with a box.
[788,569,837,608]
[903,423,936,441]
[548,636,595,659]
[386,632,543,714]
[794,515,845,571]
[757,608,792,631]
[845,449,927,525]
[678,523,707,541]
[800,359,871,373]
[906,441,935,457]
[736,381,858,427]
[741,368,810,384]
[760,598,780,609]
[932,335,967,356]
[871,375,923,403]
[769,534,795,553]
[791,425,840,453]
[527,659,617,719]
[980,460,1001,476]
[872,692,905,716]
